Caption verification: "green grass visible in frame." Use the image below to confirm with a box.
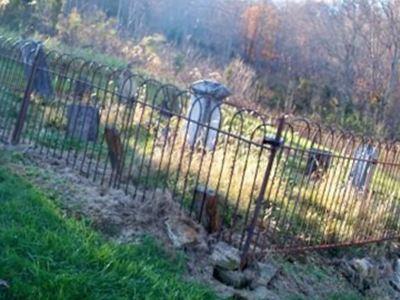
[0,166,216,300]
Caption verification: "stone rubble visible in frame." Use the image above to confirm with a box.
[165,217,206,249]
[336,254,400,298]
[390,259,400,292]
[211,241,241,271]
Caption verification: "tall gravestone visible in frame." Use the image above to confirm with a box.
[157,85,182,143]
[160,85,182,120]
[186,80,231,151]
[104,126,124,181]
[350,144,378,190]
[20,40,53,99]
[118,67,137,105]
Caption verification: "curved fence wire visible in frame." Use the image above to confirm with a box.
[0,37,399,265]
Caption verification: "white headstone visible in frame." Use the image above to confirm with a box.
[186,80,230,151]
[350,144,378,190]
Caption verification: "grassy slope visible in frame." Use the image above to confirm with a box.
[0,149,367,300]
[0,166,216,300]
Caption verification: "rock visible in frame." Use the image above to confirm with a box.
[252,262,279,287]
[340,257,379,291]
[388,243,400,258]
[165,217,202,249]
[351,258,374,279]
[211,242,241,271]
[0,279,9,289]
[213,267,253,289]
[378,259,394,279]
[390,259,400,292]
[252,286,279,300]
[233,286,280,300]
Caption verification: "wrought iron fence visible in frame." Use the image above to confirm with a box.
[0,37,399,266]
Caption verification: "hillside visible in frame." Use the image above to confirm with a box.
[0,148,216,299]
[1,2,400,298]
[0,145,399,300]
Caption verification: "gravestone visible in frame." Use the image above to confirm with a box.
[67,104,99,142]
[20,40,53,98]
[118,68,137,105]
[160,85,182,119]
[193,185,221,234]
[186,80,231,151]
[306,149,332,177]
[74,77,92,100]
[350,144,378,190]
[157,86,182,144]
[104,126,124,178]
[55,61,69,97]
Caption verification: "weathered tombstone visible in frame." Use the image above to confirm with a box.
[306,149,332,177]
[157,85,182,144]
[118,65,137,105]
[193,185,221,234]
[20,40,53,98]
[104,126,124,180]
[350,144,378,190]
[186,80,231,151]
[66,104,99,142]
[160,85,182,119]
[74,77,92,100]
[66,77,98,142]
[55,61,69,97]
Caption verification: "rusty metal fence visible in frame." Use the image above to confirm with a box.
[0,37,400,266]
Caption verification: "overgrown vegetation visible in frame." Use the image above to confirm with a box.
[0,40,398,253]
[0,162,216,300]
[3,0,400,138]
[0,1,399,299]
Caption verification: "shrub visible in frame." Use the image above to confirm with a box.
[224,58,257,103]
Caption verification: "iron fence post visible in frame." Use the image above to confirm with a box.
[11,43,41,145]
[240,115,286,269]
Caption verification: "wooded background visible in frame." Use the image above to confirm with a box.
[2,0,400,139]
